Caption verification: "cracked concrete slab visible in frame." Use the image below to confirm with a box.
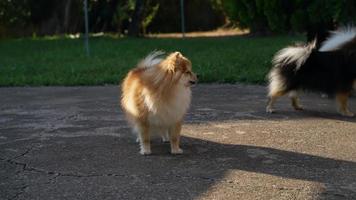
[1,84,356,200]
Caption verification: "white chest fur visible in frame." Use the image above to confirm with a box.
[143,86,191,127]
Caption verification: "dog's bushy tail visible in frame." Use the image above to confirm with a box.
[137,51,165,68]
[272,40,316,70]
[319,26,356,52]
[268,40,316,96]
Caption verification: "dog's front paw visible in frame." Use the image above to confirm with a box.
[171,148,183,155]
[341,111,355,117]
[294,106,304,111]
[161,134,169,143]
[140,148,152,155]
[266,107,275,113]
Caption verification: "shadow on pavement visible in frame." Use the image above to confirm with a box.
[1,85,355,199]
[2,134,354,199]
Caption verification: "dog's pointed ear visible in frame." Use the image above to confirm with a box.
[169,52,183,62]
[163,52,183,72]
[173,51,182,59]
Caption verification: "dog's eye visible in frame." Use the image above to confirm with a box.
[185,71,191,75]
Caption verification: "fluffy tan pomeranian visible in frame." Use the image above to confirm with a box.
[121,51,198,155]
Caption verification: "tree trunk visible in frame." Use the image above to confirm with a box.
[63,0,72,33]
[128,0,144,37]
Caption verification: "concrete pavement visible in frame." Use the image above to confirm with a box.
[1,84,356,200]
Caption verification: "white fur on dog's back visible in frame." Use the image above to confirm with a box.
[319,26,356,52]
[272,40,316,70]
[138,51,165,68]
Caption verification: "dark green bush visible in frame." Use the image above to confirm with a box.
[222,0,356,34]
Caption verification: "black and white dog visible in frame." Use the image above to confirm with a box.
[267,27,356,116]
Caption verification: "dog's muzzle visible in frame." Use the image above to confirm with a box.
[189,81,197,85]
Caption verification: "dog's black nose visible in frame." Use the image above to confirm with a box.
[189,81,196,85]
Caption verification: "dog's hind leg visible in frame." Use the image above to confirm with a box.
[161,130,169,143]
[169,121,183,154]
[266,73,287,113]
[266,91,286,113]
[336,92,354,117]
[137,122,152,155]
[132,126,141,143]
[289,91,303,111]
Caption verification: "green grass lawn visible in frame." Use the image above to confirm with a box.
[0,35,304,86]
